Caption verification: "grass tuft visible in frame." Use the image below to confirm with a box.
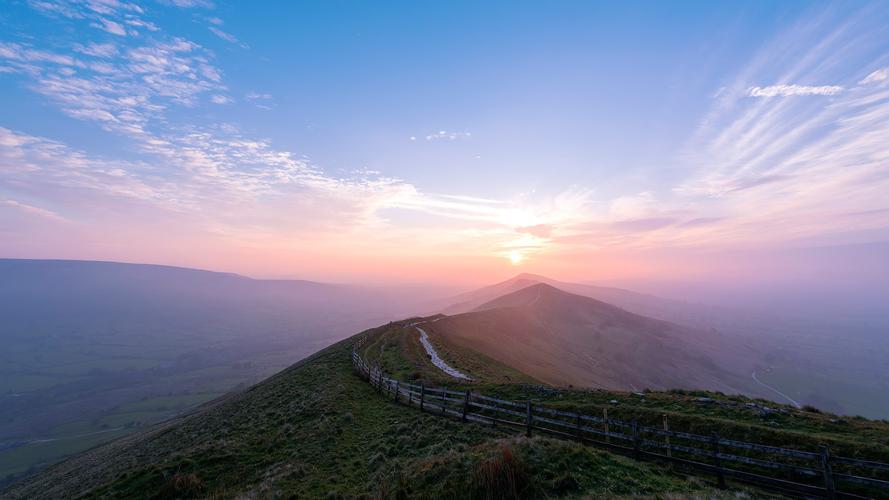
[471,444,528,500]
[160,471,203,499]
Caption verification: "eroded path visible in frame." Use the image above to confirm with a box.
[414,323,471,380]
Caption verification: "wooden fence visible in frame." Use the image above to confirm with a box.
[352,349,889,499]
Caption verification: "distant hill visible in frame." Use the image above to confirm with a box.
[9,317,889,498]
[0,259,442,484]
[429,283,764,395]
[442,274,889,419]
[443,273,721,328]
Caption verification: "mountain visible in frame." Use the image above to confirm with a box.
[8,317,889,498]
[442,273,719,327]
[0,259,443,483]
[441,275,889,418]
[2,332,718,498]
[428,283,763,395]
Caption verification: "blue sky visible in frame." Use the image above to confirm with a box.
[1,0,888,285]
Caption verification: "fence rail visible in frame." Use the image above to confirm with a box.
[351,347,889,499]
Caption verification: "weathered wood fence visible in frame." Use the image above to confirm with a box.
[352,349,889,499]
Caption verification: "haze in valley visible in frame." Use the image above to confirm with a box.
[1,0,888,488]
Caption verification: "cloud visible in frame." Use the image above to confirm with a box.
[610,217,677,232]
[675,5,889,249]
[6,0,885,270]
[678,217,726,228]
[91,18,128,36]
[516,224,553,238]
[608,192,655,219]
[159,0,214,7]
[425,130,471,141]
[28,0,166,38]
[208,26,248,48]
[1,198,67,222]
[859,68,888,85]
[74,42,118,58]
[747,84,843,97]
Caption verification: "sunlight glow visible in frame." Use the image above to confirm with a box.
[509,251,524,265]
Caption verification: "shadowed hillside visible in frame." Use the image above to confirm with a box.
[439,274,889,419]
[428,283,765,396]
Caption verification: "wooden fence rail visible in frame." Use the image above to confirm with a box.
[351,348,889,499]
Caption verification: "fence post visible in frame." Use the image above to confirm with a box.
[394,381,400,403]
[378,370,383,393]
[462,390,470,422]
[441,388,446,415]
[575,412,583,441]
[663,414,672,459]
[603,408,610,444]
[525,402,533,437]
[632,418,641,460]
[821,445,836,500]
[419,384,425,412]
[711,432,726,489]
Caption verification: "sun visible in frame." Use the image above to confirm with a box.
[509,251,524,265]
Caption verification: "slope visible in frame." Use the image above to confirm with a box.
[3,326,714,499]
[443,273,698,324]
[0,259,443,483]
[428,283,763,395]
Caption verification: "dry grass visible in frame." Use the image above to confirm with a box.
[471,444,529,500]
[159,471,203,499]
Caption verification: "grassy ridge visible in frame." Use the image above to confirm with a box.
[362,320,889,465]
[5,326,726,499]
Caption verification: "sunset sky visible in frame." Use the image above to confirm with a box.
[2,1,888,286]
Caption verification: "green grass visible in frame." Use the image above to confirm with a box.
[360,322,538,387]
[8,322,889,498]
[359,320,889,479]
[5,327,726,499]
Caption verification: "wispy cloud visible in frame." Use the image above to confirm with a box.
[3,1,888,275]
[74,42,118,58]
[859,68,889,85]
[1,198,67,222]
[91,18,127,36]
[747,84,844,97]
[671,5,889,249]
[208,26,248,49]
[210,94,232,104]
[425,130,471,141]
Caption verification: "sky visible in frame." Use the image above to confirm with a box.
[1,0,889,289]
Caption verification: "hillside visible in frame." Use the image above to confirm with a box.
[428,283,764,396]
[443,273,705,324]
[440,274,889,419]
[3,328,725,499]
[7,318,889,498]
[0,259,446,484]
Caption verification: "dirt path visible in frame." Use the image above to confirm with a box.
[414,324,471,380]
